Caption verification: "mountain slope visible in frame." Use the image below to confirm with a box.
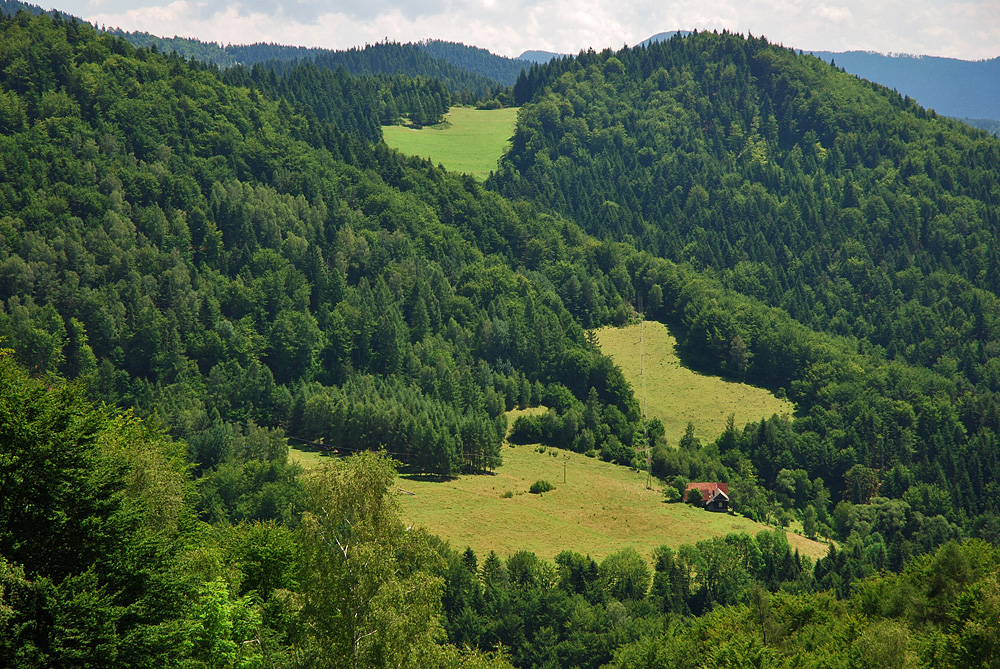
[500,31,1000,374]
[0,11,639,480]
[495,31,1000,540]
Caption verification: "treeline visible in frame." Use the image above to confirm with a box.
[2,0,524,96]
[105,28,237,66]
[419,39,527,86]
[436,528,808,669]
[0,0,44,17]
[608,540,1000,669]
[223,60,453,132]
[219,60,451,141]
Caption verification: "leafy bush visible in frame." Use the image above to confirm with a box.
[529,480,555,494]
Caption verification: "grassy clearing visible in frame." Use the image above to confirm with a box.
[594,321,794,446]
[382,106,519,180]
[286,445,328,469]
[394,409,827,563]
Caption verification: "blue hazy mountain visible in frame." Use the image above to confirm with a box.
[810,50,1000,121]
[639,30,692,46]
[518,50,566,63]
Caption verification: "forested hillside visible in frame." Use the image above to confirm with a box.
[224,41,504,99]
[3,9,1000,668]
[104,37,523,97]
[419,39,527,86]
[496,31,1000,557]
[2,2,521,98]
[0,12,642,488]
[220,60,453,134]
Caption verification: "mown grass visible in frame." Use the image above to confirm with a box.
[382,106,519,180]
[392,409,827,562]
[594,321,795,446]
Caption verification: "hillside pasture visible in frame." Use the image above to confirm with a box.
[382,106,518,180]
[594,321,795,446]
[394,410,828,563]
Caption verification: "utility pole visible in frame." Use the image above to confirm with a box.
[646,422,652,489]
[638,300,651,489]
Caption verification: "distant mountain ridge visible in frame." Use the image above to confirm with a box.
[1,1,525,93]
[518,50,566,64]
[639,30,692,46]
[809,50,1000,121]
[1,1,995,122]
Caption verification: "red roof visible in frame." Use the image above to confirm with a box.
[685,482,729,504]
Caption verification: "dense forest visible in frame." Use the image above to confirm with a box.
[0,12,645,484]
[2,8,1000,668]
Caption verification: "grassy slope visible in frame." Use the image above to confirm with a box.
[382,106,518,180]
[393,410,827,562]
[595,322,795,445]
[292,328,816,563]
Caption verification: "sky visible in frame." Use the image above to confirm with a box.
[43,0,1000,61]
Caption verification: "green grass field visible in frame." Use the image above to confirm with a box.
[595,322,795,446]
[382,106,519,180]
[287,445,328,469]
[392,409,826,562]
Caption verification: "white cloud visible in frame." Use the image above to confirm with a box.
[50,0,1000,59]
[813,4,853,22]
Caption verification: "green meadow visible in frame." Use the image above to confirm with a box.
[392,408,827,562]
[382,106,519,180]
[594,321,795,446]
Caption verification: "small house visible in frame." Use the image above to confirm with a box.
[685,482,730,512]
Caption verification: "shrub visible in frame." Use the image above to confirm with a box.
[501,490,514,498]
[529,480,555,494]
[663,486,680,503]
[686,487,703,505]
